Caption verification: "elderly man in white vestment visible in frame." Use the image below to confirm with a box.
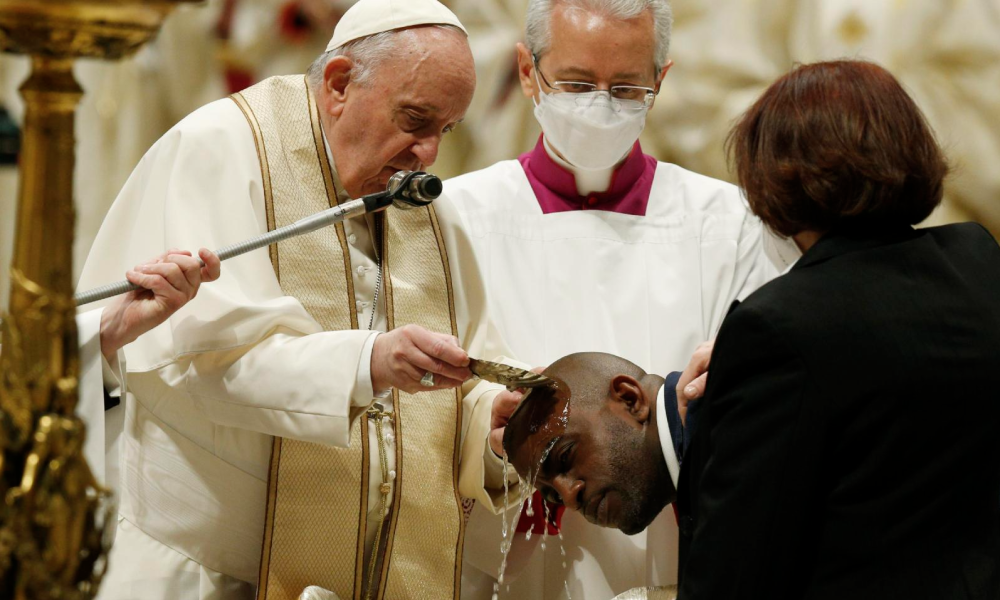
[77,1,522,599]
[446,1,789,599]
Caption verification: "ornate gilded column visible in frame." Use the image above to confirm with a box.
[0,1,193,598]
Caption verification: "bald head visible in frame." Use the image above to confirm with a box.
[550,352,647,406]
[503,352,645,455]
[503,352,672,534]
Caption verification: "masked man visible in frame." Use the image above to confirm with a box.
[442,1,788,598]
[77,1,521,599]
[502,59,1000,598]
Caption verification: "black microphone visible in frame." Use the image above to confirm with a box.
[387,170,443,209]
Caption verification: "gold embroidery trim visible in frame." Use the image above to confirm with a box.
[375,219,401,599]
[427,204,466,596]
[230,92,279,279]
[255,436,283,597]
[306,77,359,330]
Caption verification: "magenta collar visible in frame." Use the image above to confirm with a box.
[518,136,657,215]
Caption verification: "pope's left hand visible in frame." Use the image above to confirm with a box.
[489,389,523,457]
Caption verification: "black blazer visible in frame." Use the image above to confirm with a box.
[675,222,1000,600]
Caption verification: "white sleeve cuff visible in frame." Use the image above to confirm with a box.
[663,429,681,489]
[352,331,385,407]
[482,428,515,490]
[656,384,681,488]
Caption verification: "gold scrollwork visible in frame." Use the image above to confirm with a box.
[1,268,106,599]
[0,0,189,596]
[0,413,112,599]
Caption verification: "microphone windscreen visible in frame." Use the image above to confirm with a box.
[418,175,443,199]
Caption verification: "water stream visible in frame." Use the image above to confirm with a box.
[492,378,573,600]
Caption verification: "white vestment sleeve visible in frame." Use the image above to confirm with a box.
[456,353,527,513]
[458,379,520,513]
[355,331,382,404]
[178,328,377,446]
[76,309,111,485]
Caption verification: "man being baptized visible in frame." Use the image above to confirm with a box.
[502,352,684,536]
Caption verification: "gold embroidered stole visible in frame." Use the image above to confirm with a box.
[231,75,466,600]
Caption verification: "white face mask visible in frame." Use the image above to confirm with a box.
[533,72,649,171]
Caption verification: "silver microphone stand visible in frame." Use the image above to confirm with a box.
[73,170,442,307]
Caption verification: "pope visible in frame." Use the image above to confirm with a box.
[77,1,522,599]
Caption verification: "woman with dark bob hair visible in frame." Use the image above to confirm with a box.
[675,60,1000,600]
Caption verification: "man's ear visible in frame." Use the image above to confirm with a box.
[322,55,354,118]
[609,375,651,425]
[515,43,538,101]
[649,59,674,109]
[657,59,674,87]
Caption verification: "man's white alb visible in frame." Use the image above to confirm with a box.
[447,157,782,600]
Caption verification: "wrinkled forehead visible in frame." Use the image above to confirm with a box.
[380,47,474,115]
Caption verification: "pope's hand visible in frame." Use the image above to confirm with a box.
[370,324,472,394]
[489,389,523,457]
[99,248,221,362]
[676,340,714,426]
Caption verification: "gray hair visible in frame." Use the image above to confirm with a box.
[306,24,464,89]
[525,0,673,70]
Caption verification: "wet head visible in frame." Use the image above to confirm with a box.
[503,352,673,535]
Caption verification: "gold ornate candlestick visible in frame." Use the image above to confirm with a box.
[0,1,194,598]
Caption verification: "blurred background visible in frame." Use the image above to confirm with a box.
[1,0,998,310]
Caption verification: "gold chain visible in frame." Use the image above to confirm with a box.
[364,403,393,600]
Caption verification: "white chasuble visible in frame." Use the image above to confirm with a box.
[446,156,780,600]
[77,76,513,600]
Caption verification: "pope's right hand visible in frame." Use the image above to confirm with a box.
[370,324,472,394]
[99,248,221,363]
